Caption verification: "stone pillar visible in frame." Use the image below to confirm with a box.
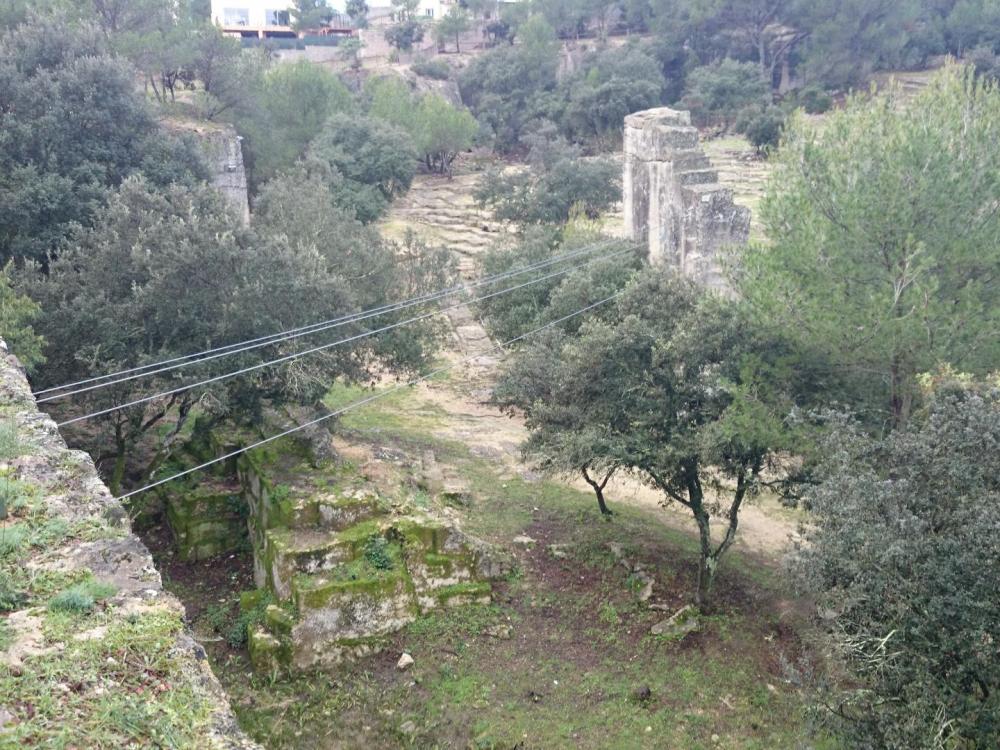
[623,107,750,291]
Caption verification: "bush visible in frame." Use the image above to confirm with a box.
[794,84,833,114]
[735,105,785,154]
[411,58,451,80]
[791,381,1000,747]
[474,134,620,225]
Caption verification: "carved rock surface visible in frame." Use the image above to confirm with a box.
[623,107,750,291]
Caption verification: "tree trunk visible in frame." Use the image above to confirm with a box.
[582,466,615,516]
[693,506,715,610]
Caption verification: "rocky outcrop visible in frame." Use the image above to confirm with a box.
[623,108,750,291]
[0,341,257,748]
[164,119,250,225]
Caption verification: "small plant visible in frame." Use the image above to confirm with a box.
[224,590,274,649]
[0,570,25,612]
[0,420,21,461]
[48,580,117,613]
[598,602,621,625]
[364,534,394,571]
[0,523,27,556]
[270,484,292,504]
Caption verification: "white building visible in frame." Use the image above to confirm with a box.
[210,0,453,36]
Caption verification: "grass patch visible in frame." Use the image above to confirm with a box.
[0,609,214,748]
[48,579,117,613]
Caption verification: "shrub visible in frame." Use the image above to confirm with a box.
[791,381,1000,747]
[682,59,769,127]
[735,105,786,154]
[795,84,833,114]
[411,58,451,80]
[364,535,394,570]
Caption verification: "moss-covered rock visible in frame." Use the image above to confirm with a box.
[163,481,247,562]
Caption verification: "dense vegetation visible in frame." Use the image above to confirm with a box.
[1,2,999,749]
[484,65,1000,748]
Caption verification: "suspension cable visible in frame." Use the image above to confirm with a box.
[35,239,623,401]
[118,289,624,500]
[56,246,637,427]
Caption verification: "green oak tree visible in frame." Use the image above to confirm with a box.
[494,270,800,609]
[306,113,417,222]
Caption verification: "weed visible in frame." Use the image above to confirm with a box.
[0,420,21,460]
[0,570,25,612]
[364,534,394,571]
[599,602,622,625]
[411,488,431,508]
[48,579,117,613]
[0,523,26,556]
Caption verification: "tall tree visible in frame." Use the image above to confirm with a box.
[307,113,417,222]
[733,66,1000,428]
[0,14,204,265]
[435,5,470,52]
[237,61,354,189]
[24,174,450,493]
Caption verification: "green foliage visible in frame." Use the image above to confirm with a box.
[560,43,665,145]
[346,0,369,26]
[475,135,620,225]
[435,6,470,52]
[201,589,275,648]
[307,113,417,222]
[290,0,334,31]
[791,379,1000,748]
[735,104,785,154]
[683,59,770,127]
[384,18,425,51]
[363,534,395,570]
[734,67,1000,428]
[494,271,802,608]
[238,61,355,189]
[791,84,833,114]
[369,77,477,174]
[0,262,45,372]
[411,58,451,80]
[458,16,559,153]
[412,95,478,174]
[49,579,117,613]
[476,228,639,343]
[0,13,205,265]
[0,421,22,461]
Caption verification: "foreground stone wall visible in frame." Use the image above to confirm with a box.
[623,108,750,290]
[0,342,257,748]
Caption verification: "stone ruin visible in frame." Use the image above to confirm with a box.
[156,426,507,676]
[241,458,501,675]
[623,107,750,290]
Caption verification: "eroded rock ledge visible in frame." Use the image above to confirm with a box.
[0,342,257,748]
